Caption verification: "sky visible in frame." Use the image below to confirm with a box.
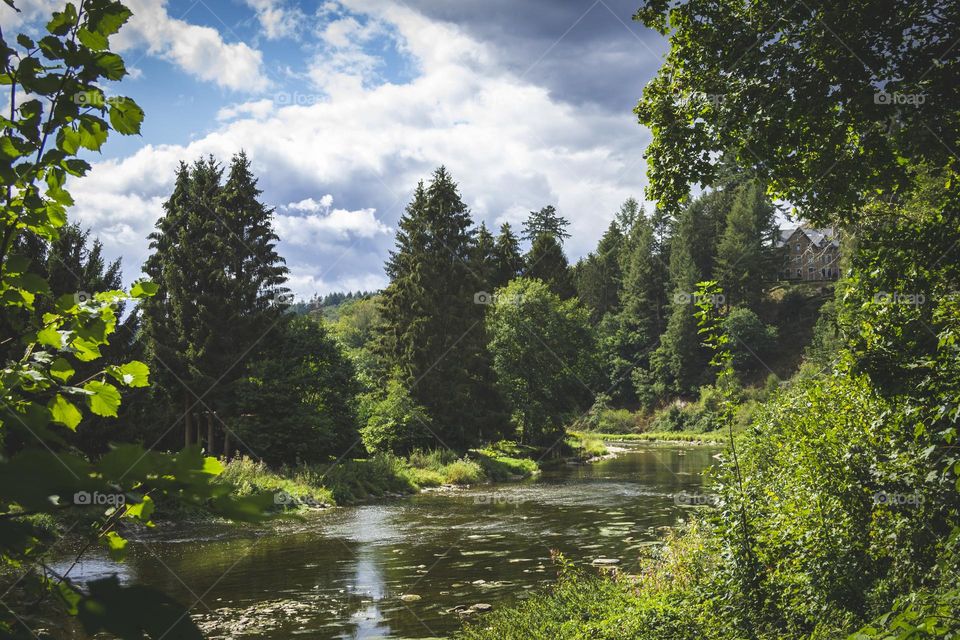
[1,0,670,300]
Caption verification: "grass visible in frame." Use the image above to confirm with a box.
[565,433,610,460]
[215,443,542,512]
[579,430,728,444]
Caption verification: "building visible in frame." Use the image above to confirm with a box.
[777,227,840,281]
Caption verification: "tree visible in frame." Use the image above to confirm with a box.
[492,222,524,288]
[633,0,958,223]
[715,181,778,309]
[615,197,642,235]
[641,199,713,400]
[486,278,598,445]
[575,221,624,321]
[470,221,497,295]
[525,233,575,299]
[378,167,500,449]
[722,306,778,373]
[522,205,571,243]
[141,153,289,451]
[360,376,435,455]
[0,3,269,637]
[235,315,360,465]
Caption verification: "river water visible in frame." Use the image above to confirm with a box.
[59,443,717,639]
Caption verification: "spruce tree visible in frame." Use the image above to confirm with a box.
[141,154,290,451]
[522,205,571,243]
[492,222,524,287]
[525,233,575,299]
[575,221,624,321]
[715,180,777,309]
[379,167,502,448]
[470,222,497,296]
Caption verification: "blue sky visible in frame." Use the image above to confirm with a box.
[1,0,669,299]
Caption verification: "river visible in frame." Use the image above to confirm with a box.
[58,442,717,639]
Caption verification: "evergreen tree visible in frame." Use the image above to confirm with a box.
[639,198,713,401]
[492,222,524,287]
[715,180,778,309]
[525,233,575,299]
[470,222,497,295]
[575,221,624,321]
[614,197,642,235]
[379,167,502,449]
[522,205,571,243]
[141,154,290,451]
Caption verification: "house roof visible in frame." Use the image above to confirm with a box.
[777,226,839,248]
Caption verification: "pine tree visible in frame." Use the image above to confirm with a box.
[715,180,777,309]
[525,232,575,299]
[470,221,497,296]
[522,205,571,243]
[641,199,712,400]
[615,197,642,235]
[492,222,524,287]
[379,167,502,449]
[141,154,290,452]
[575,221,624,321]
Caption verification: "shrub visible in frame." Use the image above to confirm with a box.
[596,408,640,433]
[442,459,484,484]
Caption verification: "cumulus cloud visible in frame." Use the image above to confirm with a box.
[115,0,269,92]
[274,196,391,245]
[70,0,655,297]
[243,0,306,40]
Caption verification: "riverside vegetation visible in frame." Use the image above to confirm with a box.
[1,0,958,639]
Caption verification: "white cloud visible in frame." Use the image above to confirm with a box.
[115,0,269,92]
[275,196,390,245]
[71,0,650,297]
[244,0,305,40]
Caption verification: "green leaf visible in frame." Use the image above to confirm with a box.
[78,118,108,151]
[84,380,121,417]
[77,27,108,51]
[103,531,127,561]
[49,395,82,430]
[94,52,126,81]
[124,495,155,523]
[130,280,158,298]
[50,357,75,382]
[108,98,143,135]
[37,325,64,348]
[107,360,149,387]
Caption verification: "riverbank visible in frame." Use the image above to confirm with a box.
[568,429,728,445]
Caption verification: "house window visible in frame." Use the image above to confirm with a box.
[808,267,815,274]
[796,269,802,277]
[821,268,826,277]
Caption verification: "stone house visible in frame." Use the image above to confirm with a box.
[777,227,840,281]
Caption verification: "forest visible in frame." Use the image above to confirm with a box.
[0,0,958,639]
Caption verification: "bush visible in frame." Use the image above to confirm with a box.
[360,377,435,455]
[722,306,778,373]
[596,408,641,433]
[442,459,484,484]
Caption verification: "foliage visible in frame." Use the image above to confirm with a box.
[633,0,959,223]
[521,205,570,243]
[525,232,575,299]
[359,376,435,455]
[486,278,599,445]
[574,220,623,321]
[378,167,502,449]
[235,315,360,465]
[722,306,778,373]
[715,181,778,310]
[0,3,269,637]
[140,152,289,450]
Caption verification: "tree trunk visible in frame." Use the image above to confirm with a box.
[223,428,231,461]
[207,413,216,456]
[184,394,192,448]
